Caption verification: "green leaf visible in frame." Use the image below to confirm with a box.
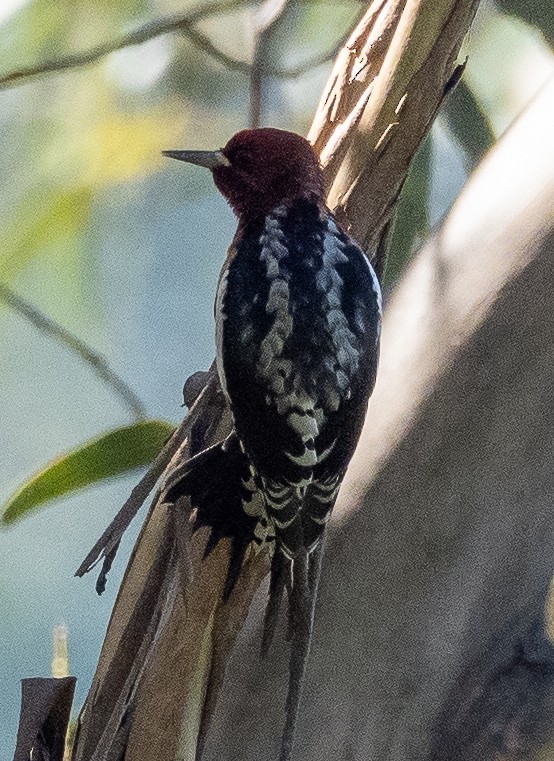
[1,420,175,525]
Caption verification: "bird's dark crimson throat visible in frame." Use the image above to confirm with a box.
[164,127,326,219]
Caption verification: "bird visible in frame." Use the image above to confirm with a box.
[161,127,382,761]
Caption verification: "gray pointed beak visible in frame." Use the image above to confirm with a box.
[161,149,230,169]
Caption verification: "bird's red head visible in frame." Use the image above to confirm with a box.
[163,128,325,219]
[215,129,325,217]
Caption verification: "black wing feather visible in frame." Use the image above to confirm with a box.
[162,434,258,599]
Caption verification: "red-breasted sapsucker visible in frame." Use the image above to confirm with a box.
[162,128,382,761]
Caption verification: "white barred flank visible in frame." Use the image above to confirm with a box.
[272,513,298,530]
[309,479,340,501]
[233,446,340,558]
[256,208,294,385]
[240,461,275,545]
[287,409,318,439]
[218,203,380,560]
[257,279,292,374]
[254,209,324,474]
[317,219,362,404]
[250,212,371,474]
[306,478,340,526]
[264,480,292,502]
[236,468,340,558]
[285,446,317,468]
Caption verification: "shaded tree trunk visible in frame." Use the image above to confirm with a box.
[200,78,554,761]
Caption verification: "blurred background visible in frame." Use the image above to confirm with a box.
[0,0,552,755]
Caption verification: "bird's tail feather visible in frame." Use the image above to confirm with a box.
[261,549,290,658]
[163,433,326,761]
[279,542,324,761]
[162,432,258,600]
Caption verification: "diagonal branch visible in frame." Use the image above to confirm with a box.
[0,0,355,92]
[248,0,364,126]
[73,375,218,588]
[0,282,147,421]
[0,0,249,90]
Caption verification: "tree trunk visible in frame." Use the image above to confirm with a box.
[200,77,554,761]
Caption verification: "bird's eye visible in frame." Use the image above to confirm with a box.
[226,147,252,170]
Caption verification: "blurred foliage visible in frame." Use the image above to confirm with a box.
[1,420,174,525]
[0,188,92,281]
[496,0,554,46]
[464,9,554,136]
[263,2,359,70]
[385,136,431,289]
[441,78,495,169]
[0,0,552,520]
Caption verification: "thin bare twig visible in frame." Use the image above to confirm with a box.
[279,44,345,77]
[0,282,147,421]
[0,0,248,90]
[0,0,350,92]
[74,411,192,582]
[250,0,291,128]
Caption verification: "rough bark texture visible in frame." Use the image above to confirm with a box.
[200,79,554,760]
[309,0,479,275]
